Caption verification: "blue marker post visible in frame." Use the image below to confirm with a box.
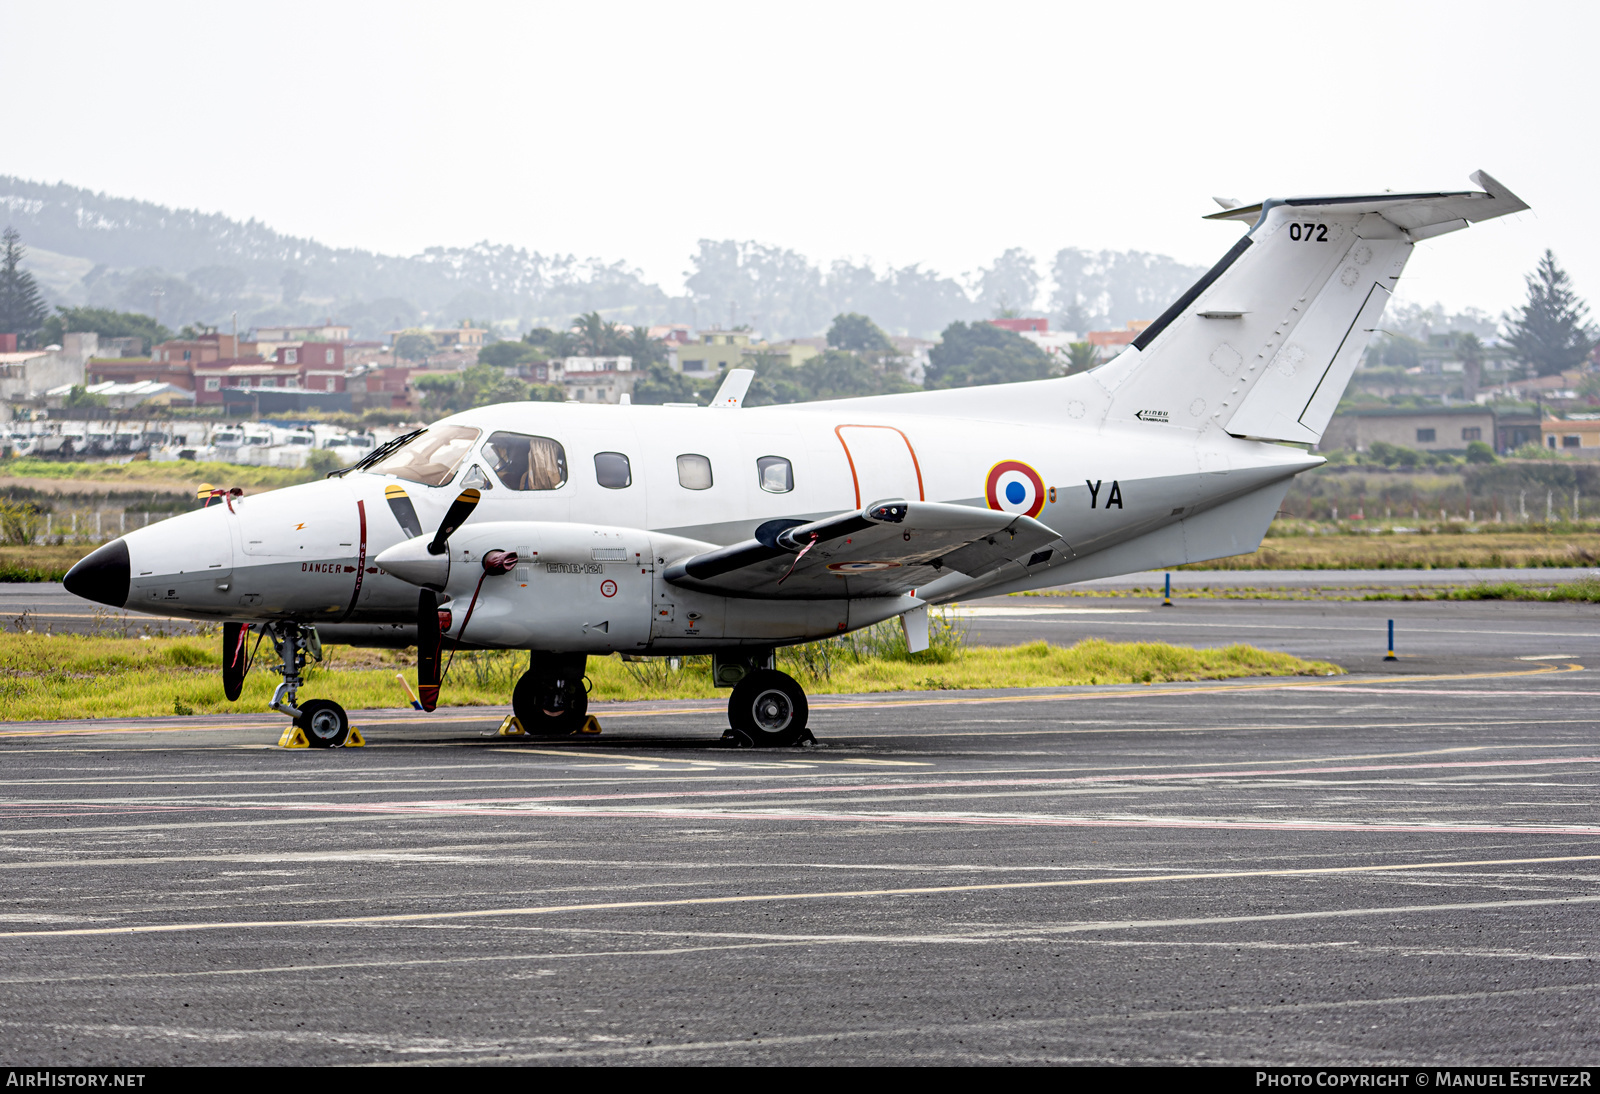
[1162,572,1173,607]
[1385,619,1397,661]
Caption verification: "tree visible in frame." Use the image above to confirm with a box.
[1465,440,1496,465]
[1063,341,1099,375]
[630,363,703,405]
[801,349,917,400]
[1505,250,1598,377]
[413,365,530,415]
[0,228,49,340]
[972,248,1039,318]
[37,306,171,353]
[826,313,895,354]
[393,329,438,362]
[1049,247,1204,332]
[61,385,108,409]
[478,340,539,368]
[1455,332,1485,399]
[571,311,624,356]
[619,324,668,367]
[522,327,577,358]
[280,268,306,306]
[924,321,1054,389]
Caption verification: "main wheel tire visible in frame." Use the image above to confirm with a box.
[512,669,589,736]
[296,699,350,748]
[727,669,809,747]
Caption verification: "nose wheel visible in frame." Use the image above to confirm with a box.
[267,621,357,748]
[727,669,811,747]
[296,698,351,748]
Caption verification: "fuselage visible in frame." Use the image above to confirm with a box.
[64,377,1319,651]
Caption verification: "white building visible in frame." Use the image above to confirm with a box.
[560,356,637,404]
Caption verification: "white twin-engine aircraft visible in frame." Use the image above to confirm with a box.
[64,172,1528,748]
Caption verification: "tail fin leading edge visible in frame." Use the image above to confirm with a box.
[1097,170,1528,445]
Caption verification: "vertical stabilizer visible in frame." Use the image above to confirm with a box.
[1097,172,1528,444]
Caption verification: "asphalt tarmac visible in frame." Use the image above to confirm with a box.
[0,595,1597,1065]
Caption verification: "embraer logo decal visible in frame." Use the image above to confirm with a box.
[1135,409,1169,423]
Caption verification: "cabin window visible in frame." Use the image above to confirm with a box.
[368,424,482,487]
[677,453,712,490]
[757,455,793,493]
[485,432,567,490]
[595,451,632,489]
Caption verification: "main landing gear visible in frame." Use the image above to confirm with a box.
[717,652,812,748]
[512,653,590,736]
[727,668,811,747]
[266,621,351,748]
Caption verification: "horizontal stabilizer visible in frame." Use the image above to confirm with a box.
[664,499,1061,599]
[1204,169,1529,239]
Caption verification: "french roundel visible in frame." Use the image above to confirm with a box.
[985,460,1046,518]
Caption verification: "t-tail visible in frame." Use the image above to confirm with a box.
[1093,170,1528,444]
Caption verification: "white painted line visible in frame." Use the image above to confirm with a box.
[955,607,1149,616]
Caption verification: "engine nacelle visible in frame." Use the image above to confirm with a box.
[393,520,916,653]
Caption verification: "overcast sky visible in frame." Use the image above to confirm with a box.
[3,0,1592,317]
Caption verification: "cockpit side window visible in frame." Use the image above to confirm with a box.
[485,432,568,490]
[367,424,482,487]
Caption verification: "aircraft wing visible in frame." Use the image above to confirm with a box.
[663,499,1064,599]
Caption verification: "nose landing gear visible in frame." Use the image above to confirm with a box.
[268,621,353,748]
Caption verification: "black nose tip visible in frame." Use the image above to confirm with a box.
[63,539,130,608]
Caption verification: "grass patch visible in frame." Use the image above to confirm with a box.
[1180,531,1600,571]
[1442,577,1600,603]
[0,633,1339,721]
[0,546,101,582]
[0,458,315,490]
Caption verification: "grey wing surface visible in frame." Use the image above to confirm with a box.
[662,499,1064,599]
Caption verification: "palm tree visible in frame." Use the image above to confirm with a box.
[1455,332,1485,400]
[572,311,621,356]
[1063,341,1099,375]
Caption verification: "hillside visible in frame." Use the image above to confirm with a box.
[0,175,1204,342]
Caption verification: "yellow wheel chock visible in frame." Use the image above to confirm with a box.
[277,724,365,748]
[578,715,602,735]
[498,715,526,736]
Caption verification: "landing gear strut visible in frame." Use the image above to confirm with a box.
[512,653,589,735]
[268,621,350,748]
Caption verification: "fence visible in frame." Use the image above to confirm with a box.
[3,507,181,547]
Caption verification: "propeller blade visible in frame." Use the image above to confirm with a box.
[416,588,441,712]
[222,622,249,702]
[385,483,423,538]
[427,488,481,556]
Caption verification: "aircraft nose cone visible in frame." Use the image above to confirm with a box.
[63,539,130,607]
